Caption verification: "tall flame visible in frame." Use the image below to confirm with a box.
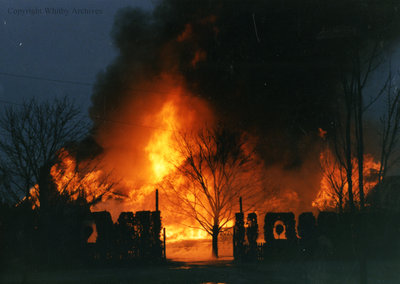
[145,101,184,182]
[88,75,215,252]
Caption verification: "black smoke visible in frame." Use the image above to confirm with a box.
[90,0,400,169]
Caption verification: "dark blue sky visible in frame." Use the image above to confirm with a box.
[1,0,399,123]
[0,0,156,114]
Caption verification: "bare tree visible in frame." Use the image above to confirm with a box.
[162,125,265,258]
[336,38,384,212]
[318,145,379,212]
[0,97,121,266]
[319,149,347,213]
[378,70,400,184]
[0,97,89,204]
[326,96,357,213]
[335,41,386,284]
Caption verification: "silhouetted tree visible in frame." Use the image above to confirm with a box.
[319,149,347,213]
[0,98,117,267]
[162,125,266,258]
[377,69,400,186]
[325,35,386,214]
[329,36,395,282]
[343,41,382,212]
[0,97,89,204]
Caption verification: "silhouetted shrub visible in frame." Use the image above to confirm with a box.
[246,213,258,260]
[233,212,245,260]
[298,212,317,257]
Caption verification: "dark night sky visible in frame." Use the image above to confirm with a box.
[1,0,400,168]
[83,0,400,170]
[0,0,156,113]
[0,0,399,121]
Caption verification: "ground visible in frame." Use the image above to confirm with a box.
[1,259,399,284]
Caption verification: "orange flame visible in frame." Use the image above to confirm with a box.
[89,75,216,247]
[50,149,113,205]
[23,149,113,209]
[145,101,184,182]
[312,149,380,211]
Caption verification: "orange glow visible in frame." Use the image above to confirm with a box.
[42,79,216,246]
[312,149,380,211]
[21,149,112,210]
[50,149,112,205]
[145,101,184,182]
[89,74,217,245]
[87,223,97,243]
[20,186,40,209]
[273,220,287,239]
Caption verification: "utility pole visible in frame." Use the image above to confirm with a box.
[155,189,159,211]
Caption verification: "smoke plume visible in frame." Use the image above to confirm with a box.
[89,0,400,213]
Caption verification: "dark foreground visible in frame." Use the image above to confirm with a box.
[1,259,399,284]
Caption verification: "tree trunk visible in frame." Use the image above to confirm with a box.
[338,192,343,214]
[357,90,365,211]
[358,139,365,210]
[345,100,355,212]
[212,225,219,258]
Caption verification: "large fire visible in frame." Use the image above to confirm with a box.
[36,80,214,259]
[38,88,383,261]
[43,89,381,259]
[35,70,381,261]
[86,75,215,250]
